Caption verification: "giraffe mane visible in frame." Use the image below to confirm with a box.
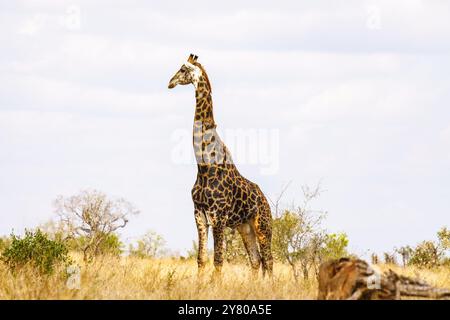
[193,62,212,93]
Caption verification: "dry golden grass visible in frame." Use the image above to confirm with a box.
[378,263,450,291]
[0,254,449,300]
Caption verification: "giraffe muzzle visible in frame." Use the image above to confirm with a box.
[168,77,177,89]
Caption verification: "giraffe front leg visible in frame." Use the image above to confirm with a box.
[194,209,209,274]
[212,225,225,276]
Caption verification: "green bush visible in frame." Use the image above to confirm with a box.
[271,209,349,280]
[1,229,70,275]
[321,233,349,260]
[66,233,123,258]
[98,233,123,256]
[407,227,449,268]
[408,240,441,268]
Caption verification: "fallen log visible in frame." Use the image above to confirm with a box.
[317,257,450,300]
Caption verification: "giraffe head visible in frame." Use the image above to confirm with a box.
[168,54,202,89]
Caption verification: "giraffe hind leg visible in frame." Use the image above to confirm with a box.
[237,222,261,275]
[253,207,273,277]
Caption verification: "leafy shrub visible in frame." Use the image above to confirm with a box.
[66,233,124,257]
[1,229,70,275]
[272,209,349,279]
[409,240,441,268]
[321,233,349,260]
[98,233,123,256]
[407,227,449,268]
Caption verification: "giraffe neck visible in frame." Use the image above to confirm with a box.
[194,74,215,127]
[192,73,225,168]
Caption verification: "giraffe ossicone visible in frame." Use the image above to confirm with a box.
[168,54,273,276]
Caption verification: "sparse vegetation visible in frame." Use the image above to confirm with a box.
[405,227,450,268]
[0,253,448,299]
[271,184,348,280]
[383,252,397,265]
[0,187,448,300]
[129,230,167,258]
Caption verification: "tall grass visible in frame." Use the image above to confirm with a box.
[0,253,448,299]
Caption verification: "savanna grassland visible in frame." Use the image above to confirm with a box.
[1,253,449,300]
[1,190,448,299]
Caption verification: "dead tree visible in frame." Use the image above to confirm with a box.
[54,189,139,261]
[318,257,450,300]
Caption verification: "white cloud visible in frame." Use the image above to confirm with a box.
[1,1,449,254]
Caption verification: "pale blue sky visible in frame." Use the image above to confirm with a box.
[0,0,449,256]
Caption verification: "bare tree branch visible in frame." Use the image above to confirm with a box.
[53,189,139,261]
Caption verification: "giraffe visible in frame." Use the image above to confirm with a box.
[168,54,273,276]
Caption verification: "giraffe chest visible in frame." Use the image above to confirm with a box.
[192,170,257,225]
[192,173,232,209]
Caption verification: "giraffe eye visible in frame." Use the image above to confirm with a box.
[180,68,186,73]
